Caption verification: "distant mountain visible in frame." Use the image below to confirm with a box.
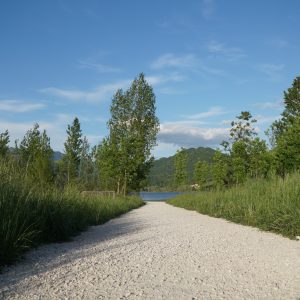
[147,147,216,187]
[53,151,64,161]
[9,148,64,162]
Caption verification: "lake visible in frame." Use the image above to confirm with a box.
[139,192,182,201]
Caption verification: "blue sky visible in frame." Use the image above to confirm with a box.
[0,0,299,158]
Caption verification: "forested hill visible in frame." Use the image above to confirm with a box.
[147,147,216,187]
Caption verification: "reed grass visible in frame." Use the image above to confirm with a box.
[0,159,144,267]
[168,173,300,239]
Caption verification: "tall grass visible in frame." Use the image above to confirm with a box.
[0,159,144,267]
[168,173,300,239]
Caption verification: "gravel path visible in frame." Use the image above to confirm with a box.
[1,202,300,299]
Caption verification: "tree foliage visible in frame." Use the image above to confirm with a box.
[104,73,159,194]
[18,123,53,184]
[62,117,83,184]
[194,160,209,188]
[0,130,10,157]
[174,148,188,187]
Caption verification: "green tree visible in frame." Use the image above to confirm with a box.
[19,124,53,184]
[194,160,209,189]
[0,130,9,157]
[248,138,270,178]
[63,117,83,184]
[275,117,300,176]
[229,111,257,143]
[212,150,228,189]
[269,76,300,145]
[78,136,96,189]
[106,73,159,194]
[174,148,188,187]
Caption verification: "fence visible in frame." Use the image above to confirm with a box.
[81,190,116,199]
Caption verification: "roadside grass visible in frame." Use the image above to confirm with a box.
[168,172,300,239]
[0,160,144,267]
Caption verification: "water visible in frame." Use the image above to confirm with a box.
[139,192,182,201]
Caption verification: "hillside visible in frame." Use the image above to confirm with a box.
[147,147,216,187]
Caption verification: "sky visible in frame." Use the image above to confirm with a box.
[0,0,299,158]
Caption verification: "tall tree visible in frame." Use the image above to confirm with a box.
[269,76,300,145]
[63,117,83,183]
[194,160,209,189]
[275,117,300,176]
[0,130,9,157]
[174,148,188,187]
[106,73,159,194]
[78,136,95,189]
[19,124,53,184]
[212,150,228,189]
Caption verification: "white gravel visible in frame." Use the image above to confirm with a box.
[1,202,300,299]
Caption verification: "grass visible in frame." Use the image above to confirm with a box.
[0,160,144,267]
[168,172,300,239]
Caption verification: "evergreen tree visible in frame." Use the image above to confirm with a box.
[174,148,188,187]
[0,130,9,157]
[63,117,83,184]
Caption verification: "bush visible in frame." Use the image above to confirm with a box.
[168,173,300,239]
[0,159,143,267]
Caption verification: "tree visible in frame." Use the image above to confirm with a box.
[78,136,96,189]
[0,130,9,157]
[212,150,228,189]
[269,76,300,145]
[275,117,300,176]
[194,160,209,189]
[106,73,159,194]
[229,111,257,144]
[19,124,53,184]
[248,138,270,178]
[174,148,188,187]
[63,117,83,184]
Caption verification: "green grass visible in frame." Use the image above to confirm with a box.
[0,160,144,267]
[168,173,300,239]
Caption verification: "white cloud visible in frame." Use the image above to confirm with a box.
[207,40,246,61]
[78,60,121,73]
[0,100,46,113]
[151,53,197,69]
[255,115,281,124]
[145,73,185,85]
[150,53,225,76]
[268,38,288,49]
[258,64,285,82]
[152,142,178,159]
[39,80,131,102]
[254,100,283,110]
[185,106,228,120]
[201,0,215,19]
[158,122,229,148]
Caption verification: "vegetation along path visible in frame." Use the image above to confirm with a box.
[1,202,300,299]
